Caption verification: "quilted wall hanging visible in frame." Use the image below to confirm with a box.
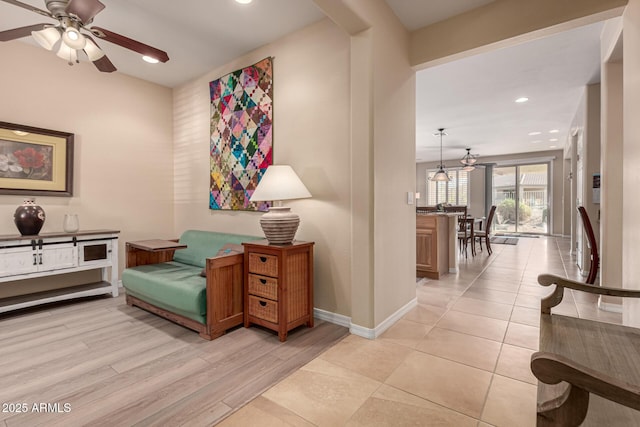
[209,57,273,211]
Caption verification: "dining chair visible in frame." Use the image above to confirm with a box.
[578,206,599,284]
[457,217,473,258]
[475,205,496,255]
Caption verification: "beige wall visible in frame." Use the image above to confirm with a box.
[312,0,417,330]
[568,85,601,275]
[410,0,627,68]
[172,19,353,318]
[317,0,416,328]
[600,20,623,304]
[416,150,564,235]
[0,42,174,277]
[623,0,640,326]
[363,1,416,327]
[585,83,602,253]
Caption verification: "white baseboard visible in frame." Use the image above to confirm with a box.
[349,323,376,339]
[314,298,418,340]
[118,280,123,288]
[598,297,623,313]
[350,297,418,340]
[313,308,351,328]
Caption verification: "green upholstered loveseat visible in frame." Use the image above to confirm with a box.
[122,230,259,340]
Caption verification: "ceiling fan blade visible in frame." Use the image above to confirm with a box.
[84,35,116,72]
[0,0,53,18]
[66,0,105,24]
[0,23,48,41]
[90,26,170,63]
[92,55,117,73]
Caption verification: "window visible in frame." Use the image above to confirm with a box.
[426,169,469,206]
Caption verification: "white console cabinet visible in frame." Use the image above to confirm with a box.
[0,230,119,314]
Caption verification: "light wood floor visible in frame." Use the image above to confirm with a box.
[0,294,349,426]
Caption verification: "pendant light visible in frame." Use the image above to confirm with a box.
[460,148,478,166]
[431,128,451,182]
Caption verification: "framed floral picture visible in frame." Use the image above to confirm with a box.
[0,122,74,196]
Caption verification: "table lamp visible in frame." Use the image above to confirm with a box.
[250,165,312,245]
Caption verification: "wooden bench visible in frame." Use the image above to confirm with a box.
[531,274,640,426]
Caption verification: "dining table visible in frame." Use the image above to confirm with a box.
[459,215,485,256]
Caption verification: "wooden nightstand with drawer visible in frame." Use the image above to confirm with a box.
[243,240,314,342]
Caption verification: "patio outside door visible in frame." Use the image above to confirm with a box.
[492,163,549,234]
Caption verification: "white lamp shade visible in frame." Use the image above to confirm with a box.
[56,42,78,63]
[83,38,105,61]
[32,27,61,51]
[431,169,451,182]
[250,165,311,202]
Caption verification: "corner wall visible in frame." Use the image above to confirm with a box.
[623,0,640,326]
[600,19,623,307]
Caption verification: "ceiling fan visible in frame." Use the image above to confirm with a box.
[0,0,169,73]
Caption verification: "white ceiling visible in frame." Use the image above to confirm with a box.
[0,0,325,87]
[415,21,604,163]
[0,1,607,163]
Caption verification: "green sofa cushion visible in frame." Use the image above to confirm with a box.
[122,261,206,323]
[172,229,258,268]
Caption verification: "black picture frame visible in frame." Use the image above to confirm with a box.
[0,121,74,197]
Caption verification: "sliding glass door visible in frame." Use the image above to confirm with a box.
[492,163,549,234]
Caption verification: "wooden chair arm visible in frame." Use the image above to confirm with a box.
[538,274,640,298]
[531,351,640,412]
[538,274,640,313]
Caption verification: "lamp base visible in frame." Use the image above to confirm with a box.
[260,206,300,245]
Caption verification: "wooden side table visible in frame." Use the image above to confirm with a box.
[243,240,314,342]
[125,239,187,268]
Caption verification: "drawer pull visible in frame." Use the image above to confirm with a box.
[259,301,267,307]
[259,256,267,263]
[259,278,267,284]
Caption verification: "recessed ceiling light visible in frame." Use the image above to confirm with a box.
[142,56,159,64]
[235,0,253,3]
[515,97,529,103]
[549,138,558,142]
[550,145,557,148]
[531,140,542,144]
[549,129,559,133]
[528,131,541,136]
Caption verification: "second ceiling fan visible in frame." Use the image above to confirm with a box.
[0,0,170,73]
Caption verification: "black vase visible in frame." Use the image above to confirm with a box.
[14,197,46,236]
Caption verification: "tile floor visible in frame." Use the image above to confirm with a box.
[220,237,622,426]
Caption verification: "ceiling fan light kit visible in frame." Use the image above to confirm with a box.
[460,148,478,171]
[0,0,170,73]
